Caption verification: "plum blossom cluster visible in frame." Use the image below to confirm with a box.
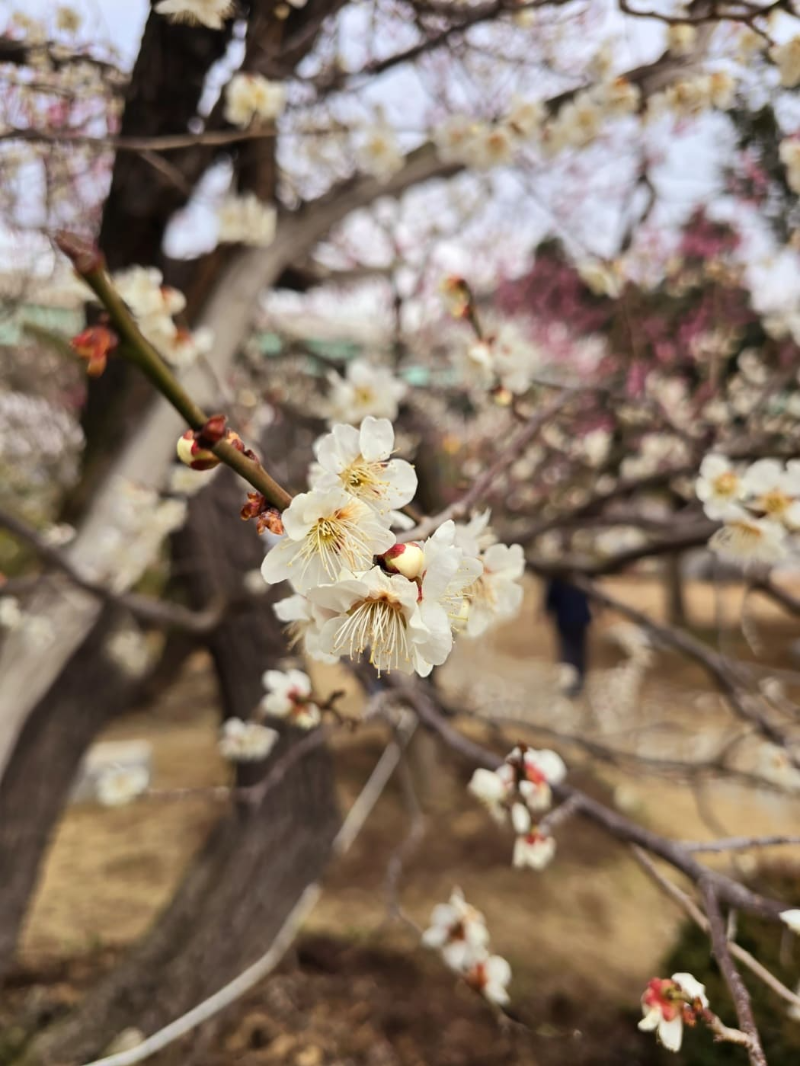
[468,746,567,870]
[261,416,524,677]
[113,266,212,370]
[696,455,800,566]
[453,512,525,638]
[434,78,638,170]
[83,479,188,594]
[224,73,286,128]
[421,889,512,1006]
[217,193,277,248]
[260,668,322,729]
[218,718,279,762]
[638,973,709,1053]
[324,360,408,425]
[460,319,544,398]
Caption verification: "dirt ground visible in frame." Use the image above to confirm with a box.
[8,576,800,1065]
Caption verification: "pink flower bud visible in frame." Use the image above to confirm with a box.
[381,542,425,580]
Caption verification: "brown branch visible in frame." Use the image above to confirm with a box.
[0,507,225,634]
[683,834,800,852]
[568,574,799,759]
[700,881,769,1066]
[632,847,800,1011]
[394,676,789,920]
[531,521,717,578]
[403,389,576,541]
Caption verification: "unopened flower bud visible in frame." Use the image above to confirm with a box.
[70,326,118,377]
[440,275,472,319]
[381,542,425,580]
[55,231,105,274]
[176,430,221,471]
[197,414,228,446]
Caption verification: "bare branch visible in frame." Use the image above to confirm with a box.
[701,881,768,1066]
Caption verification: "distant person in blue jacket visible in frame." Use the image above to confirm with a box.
[544,578,592,697]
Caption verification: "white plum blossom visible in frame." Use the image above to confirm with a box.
[781,910,800,934]
[667,23,697,55]
[512,830,556,871]
[105,627,152,679]
[156,324,214,370]
[594,76,640,117]
[310,566,444,675]
[111,267,210,371]
[506,95,545,138]
[467,123,516,169]
[469,747,567,869]
[113,266,185,321]
[463,952,512,1006]
[551,94,604,149]
[416,520,484,638]
[96,765,150,807]
[224,73,286,128]
[311,417,417,513]
[462,542,525,638]
[780,139,800,195]
[273,593,338,663]
[740,459,800,528]
[421,888,490,971]
[325,360,407,424]
[462,320,542,395]
[468,765,515,823]
[514,747,567,811]
[579,428,612,467]
[357,124,403,181]
[217,193,277,247]
[261,487,395,593]
[453,510,496,557]
[771,37,800,88]
[0,596,22,631]
[709,509,788,566]
[434,114,479,164]
[695,454,744,519]
[41,523,76,548]
[261,668,321,729]
[84,481,188,594]
[578,259,624,298]
[219,718,279,762]
[154,0,234,27]
[638,974,709,1053]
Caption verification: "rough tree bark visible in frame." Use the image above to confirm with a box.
[0,13,238,977]
[25,456,339,1066]
[0,606,146,979]
[0,0,455,985]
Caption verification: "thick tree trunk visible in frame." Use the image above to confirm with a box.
[0,607,146,980]
[26,461,339,1066]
